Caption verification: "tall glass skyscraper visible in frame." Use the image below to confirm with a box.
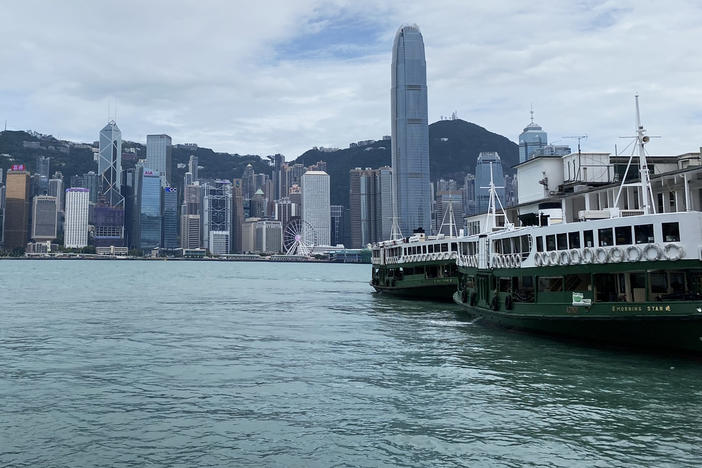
[146,134,172,186]
[162,187,178,250]
[475,152,506,214]
[138,168,162,249]
[518,111,548,163]
[98,121,124,207]
[391,24,431,235]
[301,171,330,246]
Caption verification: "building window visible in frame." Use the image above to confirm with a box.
[662,222,680,242]
[598,228,614,247]
[615,226,632,245]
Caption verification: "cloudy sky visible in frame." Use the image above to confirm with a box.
[2,0,701,158]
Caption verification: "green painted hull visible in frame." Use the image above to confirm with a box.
[373,282,456,301]
[371,259,457,302]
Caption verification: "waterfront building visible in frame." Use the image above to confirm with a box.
[71,171,99,204]
[181,214,201,249]
[146,134,173,186]
[3,169,30,250]
[272,154,285,200]
[98,120,124,207]
[209,231,230,255]
[241,217,259,253]
[64,188,89,248]
[274,197,298,235]
[202,180,232,251]
[475,152,506,214]
[250,188,266,218]
[518,111,548,163]
[391,24,431,235]
[31,195,58,241]
[255,219,282,253]
[301,170,330,246]
[330,204,345,247]
[93,205,125,247]
[138,168,162,250]
[36,156,50,194]
[162,187,178,250]
[48,177,64,212]
[0,177,5,247]
[232,178,245,253]
[288,164,306,190]
[349,166,393,248]
[242,164,255,200]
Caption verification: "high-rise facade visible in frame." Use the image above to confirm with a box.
[48,178,64,212]
[146,134,173,186]
[98,120,124,207]
[162,187,178,250]
[330,205,345,247]
[4,170,30,250]
[391,24,431,235]
[272,154,285,200]
[518,112,548,163]
[232,178,244,253]
[301,171,330,246]
[64,188,89,248]
[202,180,232,253]
[188,155,199,181]
[138,169,162,250]
[181,215,201,249]
[475,152,506,214]
[31,196,58,241]
[349,166,393,248]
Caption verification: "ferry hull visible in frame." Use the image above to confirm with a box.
[453,292,702,354]
[373,282,456,301]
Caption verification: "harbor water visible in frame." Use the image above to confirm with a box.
[1,260,701,467]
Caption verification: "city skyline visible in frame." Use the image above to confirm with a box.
[2,1,701,158]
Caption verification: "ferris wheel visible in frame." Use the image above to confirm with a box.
[283,217,317,256]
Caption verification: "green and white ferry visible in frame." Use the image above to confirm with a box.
[370,206,461,301]
[454,98,702,354]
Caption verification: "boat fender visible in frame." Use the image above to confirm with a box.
[626,245,642,262]
[470,292,477,306]
[609,246,625,263]
[505,295,513,310]
[644,244,662,261]
[570,249,581,265]
[559,250,571,265]
[491,296,499,311]
[582,248,594,264]
[550,251,559,266]
[664,243,684,261]
[595,247,609,264]
[513,253,521,266]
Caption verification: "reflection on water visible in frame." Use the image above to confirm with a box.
[1,260,701,467]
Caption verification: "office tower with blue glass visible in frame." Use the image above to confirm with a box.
[162,187,178,250]
[391,24,431,235]
[138,168,162,250]
[518,111,548,163]
[146,134,173,186]
[475,152,506,214]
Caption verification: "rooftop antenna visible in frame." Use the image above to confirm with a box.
[613,95,659,215]
[480,162,512,233]
[530,104,534,124]
[564,135,587,181]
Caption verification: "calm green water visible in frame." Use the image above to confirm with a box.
[1,260,701,467]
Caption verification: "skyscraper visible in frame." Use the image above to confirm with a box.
[518,111,548,163]
[138,168,162,250]
[475,152,506,214]
[188,155,199,181]
[48,177,64,212]
[231,178,244,253]
[162,187,179,250]
[272,154,285,200]
[31,196,58,241]
[146,134,173,186]
[301,171,330,246]
[391,24,431,235]
[202,180,232,254]
[4,169,30,250]
[64,188,89,248]
[330,204,345,247]
[98,120,124,207]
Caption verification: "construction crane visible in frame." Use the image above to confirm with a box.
[564,135,588,181]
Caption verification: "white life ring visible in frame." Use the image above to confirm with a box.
[549,251,559,265]
[559,250,571,265]
[595,247,609,264]
[535,253,543,266]
[643,244,662,261]
[626,245,642,262]
[513,253,521,265]
[541,252,550,266]
[582,248,594,264]
[570,249,582,265]
[664,243,684,261]
[609,246,625,263]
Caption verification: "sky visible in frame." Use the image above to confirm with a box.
[2,0,702,158]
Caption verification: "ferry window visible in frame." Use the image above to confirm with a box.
[584,230,594,248]
[594,274,620,302]
[669,191,676,211]
[546,235,556,251]
[598,228,614,247]
[466,276,475,289]
[502,238,512,254]
[634,224,654,244]
[517,276,535,303]
[499,278,511,292]
[451,243,457,252]
[441,243,449,252]
[568,232,581,249]
[670,272,685,291]
[536,236,544,252]
[657,193,664,213]
[662,222,680,242]
[538,277,563,292]
[565,274,591,291]
[521,236,530,253]
[428,245,434,253]
[405,267,414,275]
[650,272,668,294]
[423,245,427,254]
[615,226,632,245]
[557,233,567,250]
